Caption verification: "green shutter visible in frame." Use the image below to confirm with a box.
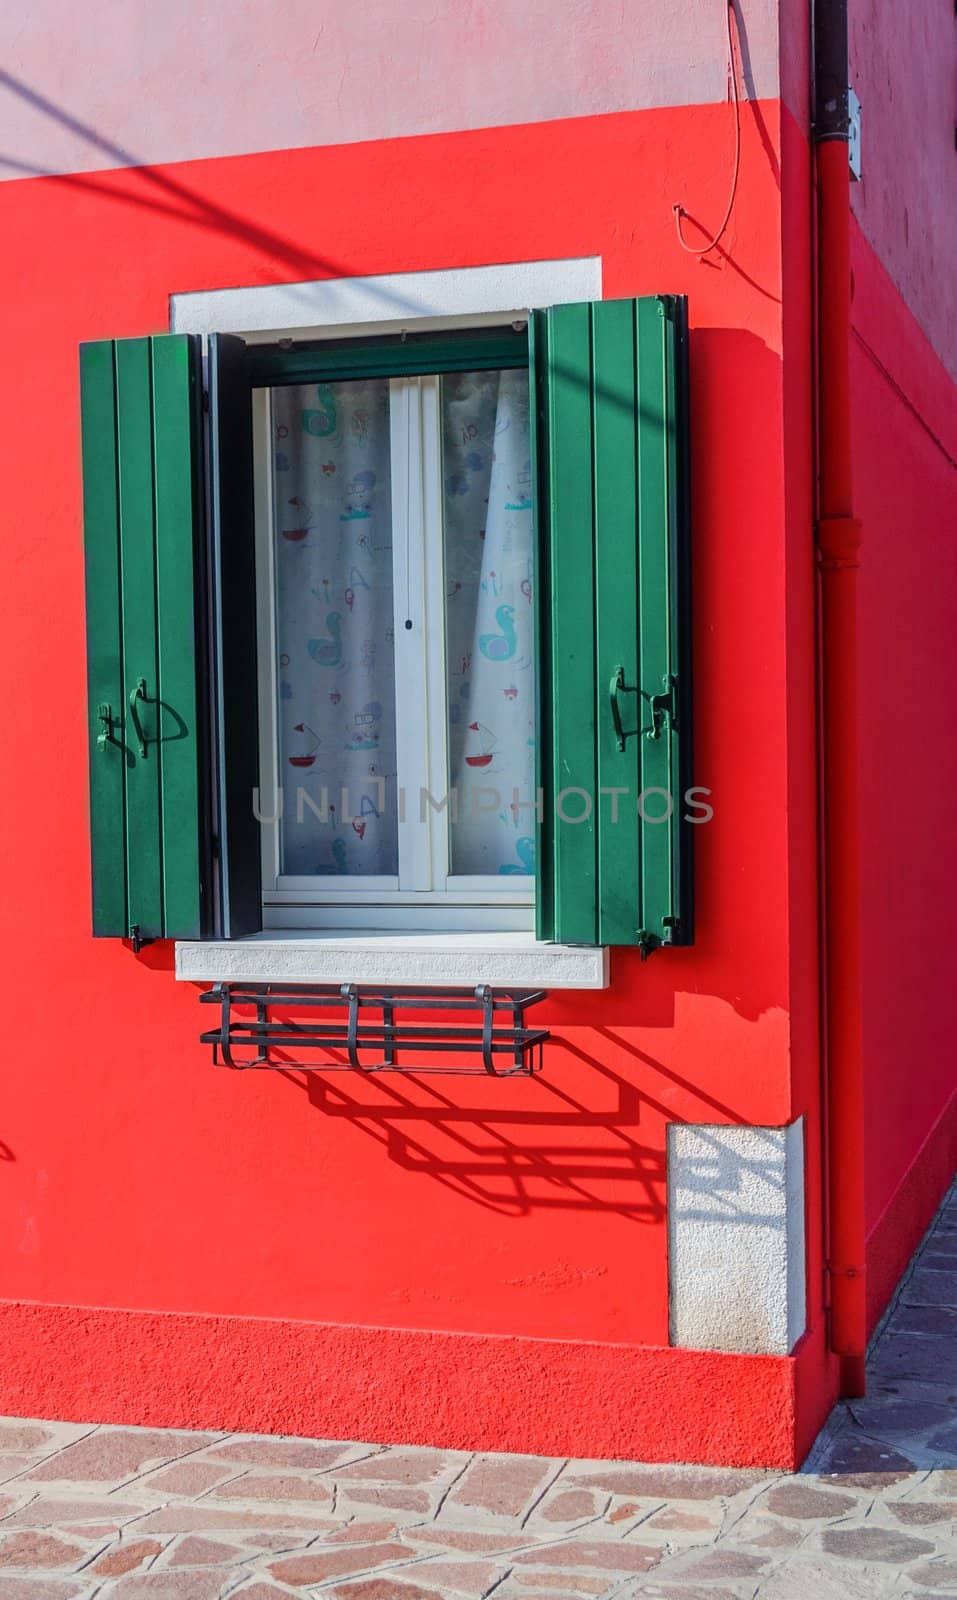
[533,296,692,952]
[80,334,207,942]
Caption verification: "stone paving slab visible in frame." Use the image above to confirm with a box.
[0,1182,955,1598]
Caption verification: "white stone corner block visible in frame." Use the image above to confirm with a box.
[668,1119,806,1356]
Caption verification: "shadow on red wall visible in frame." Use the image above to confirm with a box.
[191,1009,754,1226]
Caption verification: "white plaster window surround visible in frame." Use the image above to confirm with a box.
[172,258,609,989]
[175,932,609,988]
[667,1120,807,1356]
[170,257,602,338]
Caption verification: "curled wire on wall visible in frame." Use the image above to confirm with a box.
[673,0,742,256]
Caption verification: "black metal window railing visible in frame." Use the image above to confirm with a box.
[199,983,549,1077]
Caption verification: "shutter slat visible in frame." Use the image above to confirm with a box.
[593,300,642,946]
[81,333,206,941]
[636,298,677,941]
[152,335,204,937]
[534,295,692,951]
[540,303,598,944]
[116,338,164,938]
[528,313,552,939]
[81,343,127,935]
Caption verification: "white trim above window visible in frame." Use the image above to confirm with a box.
[170,257,602,339]
[175,932,609,989]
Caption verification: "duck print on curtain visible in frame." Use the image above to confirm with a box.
[271,378,399,877]
[442,368,536,879]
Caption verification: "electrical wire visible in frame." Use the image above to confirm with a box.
[673,0,742,257]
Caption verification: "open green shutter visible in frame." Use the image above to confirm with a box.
[80,334,208,941]
[533,296,692,952]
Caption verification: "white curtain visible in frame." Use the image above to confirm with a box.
[271,378,399,876]
[442,369,536,878]
[269,367,536,883]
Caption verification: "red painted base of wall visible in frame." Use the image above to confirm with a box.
[865,1085,957,1335]
[0,1300,828,1470]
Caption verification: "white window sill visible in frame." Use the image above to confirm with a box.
[174,932,609,989]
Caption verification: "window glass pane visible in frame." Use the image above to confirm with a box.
[442,369,536,878]
[270,379,398,876]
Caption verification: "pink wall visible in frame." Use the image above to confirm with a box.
[849,1,957,380]
[0,0,781,178]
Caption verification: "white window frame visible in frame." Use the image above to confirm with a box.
[253,362,535,933]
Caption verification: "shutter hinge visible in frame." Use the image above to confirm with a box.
[96,702,118,751]
[645,674,678,739]
[637,918,681,958]
[612,671,679,747]
[128,924,154,954]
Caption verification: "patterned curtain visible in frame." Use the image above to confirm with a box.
[442,369,536,877]
[271,378,399,876]
[269,367,535,883]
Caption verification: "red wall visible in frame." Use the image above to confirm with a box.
[0,102,834,1464]
[778,26,957,1326]
[836,0,957,1323]
[849,223,957,1323]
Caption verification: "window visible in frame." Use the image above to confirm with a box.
[251,330,537,931]
[79,298,693,956]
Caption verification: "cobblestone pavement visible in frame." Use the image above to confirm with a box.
[0,1185,955,1598]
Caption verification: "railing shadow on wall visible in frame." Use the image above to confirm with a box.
[224,1018,753,1222]
[277,1043,668,1221]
